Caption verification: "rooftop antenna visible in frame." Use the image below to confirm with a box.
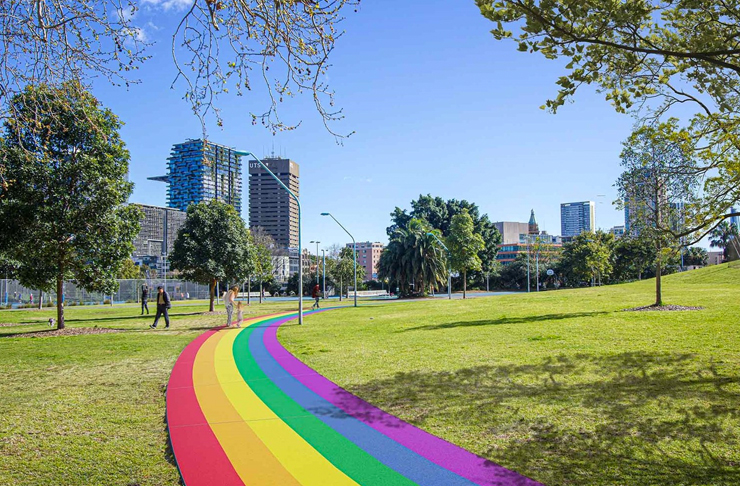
[271,141,276,158]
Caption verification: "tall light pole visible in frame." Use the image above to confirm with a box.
[322,249,326,299]
[321,213,357,307]
[235,151,303,325]
[310,240,321,285]
[427,232,452,300]
[524,234,531,293]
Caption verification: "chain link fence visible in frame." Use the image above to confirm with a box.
[0,279,211,306]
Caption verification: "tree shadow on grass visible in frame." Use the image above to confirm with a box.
[341,352,740,486]
[400,311,610,332]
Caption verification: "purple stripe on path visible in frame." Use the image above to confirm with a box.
[264,312,542,486]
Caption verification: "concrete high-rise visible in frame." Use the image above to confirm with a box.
[248,156,300,251]
[560,201,596,237]
[156,139,243,213]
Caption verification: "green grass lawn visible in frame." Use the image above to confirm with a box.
[1,265,738,485]
[280,263,740,486]
[0,299,304,486]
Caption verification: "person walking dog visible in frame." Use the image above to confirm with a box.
[149,286,171,329]
[141,284,149,315]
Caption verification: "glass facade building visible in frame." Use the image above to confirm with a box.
[560,201,596,237]
[166,139,242,213]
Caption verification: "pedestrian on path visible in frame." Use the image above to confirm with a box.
[235,301,244,328]
[141,284,149,315]
[312,284,320,310]
[225,285,238,327]
[149,286,171,329]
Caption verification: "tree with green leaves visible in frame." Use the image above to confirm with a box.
[477,0,740,235]
[616,121,699,306]
[611,236,656,283]
[0,82,139,329]
[447,209,485,299]
[557,232,614,288]
[387,195,502,281]
[709,221,739,261]
[683,246,709,267]
[170,200,251,312]
[117,259,140,280]
[330,247,356,301]
[378,219,447,297]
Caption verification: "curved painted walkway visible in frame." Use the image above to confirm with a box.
[166,308,541,486]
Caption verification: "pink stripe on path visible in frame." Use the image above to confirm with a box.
[263,314,542,486]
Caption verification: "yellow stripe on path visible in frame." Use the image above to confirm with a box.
[214,324,360,486]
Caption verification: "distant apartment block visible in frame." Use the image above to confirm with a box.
[249,157,300,252]
[131,204,187,275]
[561,201,596,237]
[151,139,243,213]
[708,251,724,265]
[493,221,531,245]
[609,225,626,238]
[347,242,384,281]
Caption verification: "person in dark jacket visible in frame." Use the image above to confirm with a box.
[149,286,171,329]
[311,284,320,309]
[141,285,149,315]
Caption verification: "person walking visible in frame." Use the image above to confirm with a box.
[311,284,320,310]
[225,285,238,327]
[141,284,149,315]
[149,286,171,329]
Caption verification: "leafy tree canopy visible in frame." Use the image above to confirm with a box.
[170,200,251,311]
[478,0,740,232]
[0,82,139,328]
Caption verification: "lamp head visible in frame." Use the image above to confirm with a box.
[234,150,251,157]
[321,213,330,216]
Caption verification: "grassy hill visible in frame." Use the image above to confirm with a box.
[280,262,740,486]
[0,264,737,485]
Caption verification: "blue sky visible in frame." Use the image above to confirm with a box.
[94,0,641,251]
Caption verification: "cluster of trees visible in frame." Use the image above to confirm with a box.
[286,247,359,298]
[496,230,710,294]
[378,195,496,297]
[169,200,278,312]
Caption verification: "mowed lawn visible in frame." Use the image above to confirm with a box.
[0,299,303,486]
[0,264,738,486]
[280,263,740,486]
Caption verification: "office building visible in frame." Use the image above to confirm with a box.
[493,221,531,245]
[347,242,385,281]
[561,201,596,237]
[248,156,300,251]
[151,139,243,213]
[131,204,187,275]
[609,225,626,238]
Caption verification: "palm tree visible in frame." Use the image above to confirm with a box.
[377,219,446,297]
[709,221,739,261]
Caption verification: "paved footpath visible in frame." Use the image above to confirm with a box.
[166,308,542,486]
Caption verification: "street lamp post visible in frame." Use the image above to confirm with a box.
[310,240,321,285]
[322,249,326,299]
[427,232,452,300]
[236,151,303,325]
[321,213,357,307]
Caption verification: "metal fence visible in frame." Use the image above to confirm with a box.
[0,279,211,305]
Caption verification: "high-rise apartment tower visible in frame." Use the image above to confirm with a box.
[560,201,596,237]
[163,139,243,213]
[248,156,300,250]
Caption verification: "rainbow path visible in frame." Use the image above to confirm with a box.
[166,308,541,486]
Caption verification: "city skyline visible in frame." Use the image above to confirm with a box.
[104,2,714,250]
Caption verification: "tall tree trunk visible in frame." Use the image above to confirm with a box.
[339,276,342,301]
[463,270,467,299]
[56,276,65,330]
[209,278,216,312]
[38,290,43,310]
[247,279,251,305]
[259,279,263,304]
